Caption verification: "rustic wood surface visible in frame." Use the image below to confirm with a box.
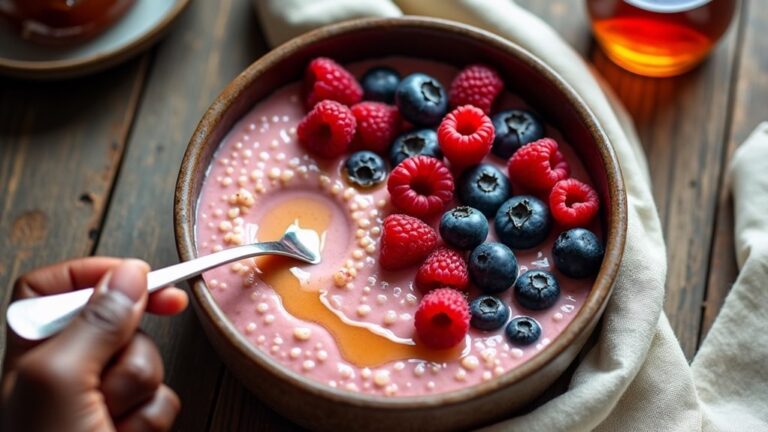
[1,0,764,429]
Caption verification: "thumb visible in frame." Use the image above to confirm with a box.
[42,259,150,375]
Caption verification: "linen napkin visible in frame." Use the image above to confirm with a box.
[254,1,768,430]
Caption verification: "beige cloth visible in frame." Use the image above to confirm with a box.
[254,1,768,430]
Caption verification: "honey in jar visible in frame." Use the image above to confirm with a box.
[587,0,737,77]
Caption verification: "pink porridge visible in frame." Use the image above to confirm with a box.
[194,57,602,397]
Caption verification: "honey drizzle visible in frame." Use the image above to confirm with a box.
[253,196,462,367]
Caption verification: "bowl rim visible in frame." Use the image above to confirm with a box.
[175,16,627,409]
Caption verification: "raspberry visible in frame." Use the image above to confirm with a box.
[350,102,400,153]
[414,288,470,349]
[304,57,363,108]
[416,247,469,291]
[380,214,438,270]
[549,178,599,227]
[437,105,494,169]
[507,138,570,192]
[387,156,455,219]
[449,64,504,114]
[297,100,356,158]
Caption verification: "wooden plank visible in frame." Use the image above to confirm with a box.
[585,8,743,359]
[208,373,305,432]
[0,58,148,364]
[702,0,765,343]
[92,0,269,430]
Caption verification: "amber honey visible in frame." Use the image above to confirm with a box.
[254,195,462,367]
[587,0,737,77]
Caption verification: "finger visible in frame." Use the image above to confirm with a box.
[115,385,180,432]
[101,333,164,418]
[146,287,189,316]
[13,257,122,300]
[31,259,150,378]
[4,258,130,374]
[6,257,124,365]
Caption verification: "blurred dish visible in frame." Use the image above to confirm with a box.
[0,0,189,79]
[1,0,138,45]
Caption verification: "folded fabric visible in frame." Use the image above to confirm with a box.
[689,122,768,432]
[255,0,401,44]
[254,1,768,430]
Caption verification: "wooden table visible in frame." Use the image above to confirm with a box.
[1,0,765,429]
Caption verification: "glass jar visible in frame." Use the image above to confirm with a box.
[587,0,737,77]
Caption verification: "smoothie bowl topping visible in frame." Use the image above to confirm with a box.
[193,55,605,398]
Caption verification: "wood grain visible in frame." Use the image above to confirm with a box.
[208,373,306,432]
[701,0,766,343]
[586,10,743,359]
[91,0,269,430]
[0,58,147,365]
[0,0,759,429]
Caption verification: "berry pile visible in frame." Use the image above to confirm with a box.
[295,57,606,351]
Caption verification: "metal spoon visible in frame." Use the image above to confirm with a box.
[6,224,321,341]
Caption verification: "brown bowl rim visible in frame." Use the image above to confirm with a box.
[0,0,191,80]
[175,16,627,409]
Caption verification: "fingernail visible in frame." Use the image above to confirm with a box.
[108,259,150,302]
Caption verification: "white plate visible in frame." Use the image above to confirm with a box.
[0,0,190,79]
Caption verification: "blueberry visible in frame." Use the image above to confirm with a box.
[395,73,448,127]
[439,206,488,250]
[469,296,510,331]
[344,151,387,188]
[389,128,442,166]
[552,228,604,278]
[468,242,518,294]
[505,316,542,346]
[514,270,560,310]
[361,66,401,104]
[458,164,512,217]
[491,109,545,159]
[494,196,551,249]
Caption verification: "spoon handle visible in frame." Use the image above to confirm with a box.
[7,241,284,341]
[145,241,282,293]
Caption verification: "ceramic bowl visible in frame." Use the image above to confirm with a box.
[175,16,627,432]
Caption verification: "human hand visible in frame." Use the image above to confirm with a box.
[1,257,189,432]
